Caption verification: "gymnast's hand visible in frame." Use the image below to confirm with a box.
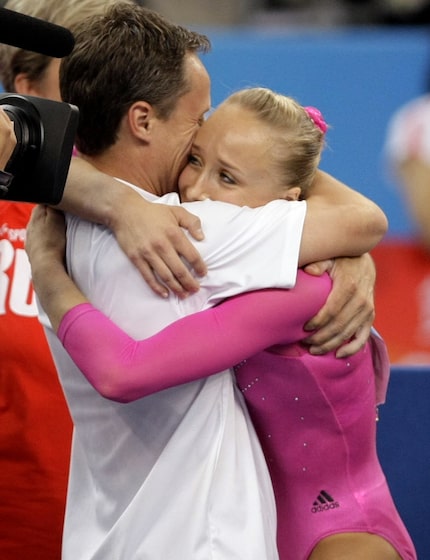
[26,205,67,271]
[26,206,86,332]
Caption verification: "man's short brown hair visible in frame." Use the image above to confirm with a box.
[60,2,210,156]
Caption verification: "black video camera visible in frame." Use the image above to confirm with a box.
[0,93,78,204]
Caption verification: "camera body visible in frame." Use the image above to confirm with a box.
[0,93,78,204]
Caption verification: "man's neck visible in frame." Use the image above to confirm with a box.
[84,151,159,196]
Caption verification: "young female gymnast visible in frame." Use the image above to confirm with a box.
[27,88,416,560]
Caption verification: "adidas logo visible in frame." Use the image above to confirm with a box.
[311,490,340,513]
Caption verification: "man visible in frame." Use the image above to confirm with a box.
[51,7,279,558]
[0,1,210,558]
[35,3,386,559]
[0,2,129,558]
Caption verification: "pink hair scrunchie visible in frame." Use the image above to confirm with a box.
[304,106,328,134]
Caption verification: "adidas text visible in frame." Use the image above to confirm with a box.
[311,501,340,513]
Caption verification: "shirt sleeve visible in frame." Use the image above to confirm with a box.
[58,271,331,402]
[177,198,307,313]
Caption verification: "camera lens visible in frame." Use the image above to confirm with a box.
[1,99,42,175]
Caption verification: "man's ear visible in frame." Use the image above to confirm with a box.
[128,101,154,142]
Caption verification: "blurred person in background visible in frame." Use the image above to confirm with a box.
[371,89,430,364]
[385,94,430,252]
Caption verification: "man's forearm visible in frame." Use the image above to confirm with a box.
[56,157,141,227]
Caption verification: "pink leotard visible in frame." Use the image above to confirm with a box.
[58,271,416,560]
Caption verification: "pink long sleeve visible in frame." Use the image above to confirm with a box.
[58,271,332,402]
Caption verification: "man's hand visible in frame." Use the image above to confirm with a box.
[108,193,207,299]
[60,158,207,300]
[0,107,16,169]
[302,254,376,357]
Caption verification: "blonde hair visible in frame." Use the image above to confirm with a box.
[0,0,135,91]
[222,87,326,197]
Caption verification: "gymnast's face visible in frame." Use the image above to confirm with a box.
[178,102,299,208]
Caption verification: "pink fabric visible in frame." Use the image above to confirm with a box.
[59,272,331,402]
[58,271,414,559]
[234,338,414,560]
